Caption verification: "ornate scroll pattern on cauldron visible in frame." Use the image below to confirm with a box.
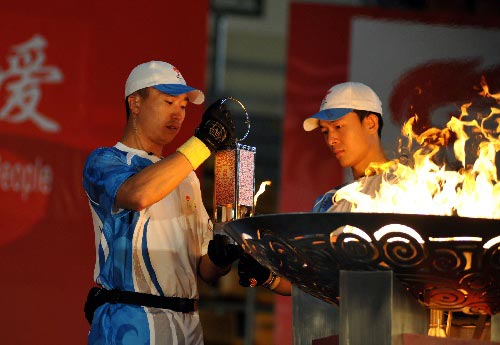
[239,228,342,304]
[334,230,381,267]
[395,238,500,314]
[287,232,342,304]
[375,231,426,269]
[223,213,500,315]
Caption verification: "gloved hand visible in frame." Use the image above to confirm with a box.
[208,234,241,268]
[195,98,235,152]
[238,253,271,287]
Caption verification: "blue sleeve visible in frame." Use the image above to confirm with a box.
[82,147,136,214]
[311,183,347,212]
[311,191,335,213]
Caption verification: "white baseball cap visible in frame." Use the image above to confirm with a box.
[125,61,205,104]
[303,82,382,131]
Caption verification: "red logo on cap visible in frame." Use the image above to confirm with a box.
[322,89,333,107]
[172,66,182,81]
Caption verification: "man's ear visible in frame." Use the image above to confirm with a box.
[128,95,140,115]
[365,113,379,134]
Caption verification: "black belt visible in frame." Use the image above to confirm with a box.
[84,287,198,324]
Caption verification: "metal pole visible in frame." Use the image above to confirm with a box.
[244,287,256,345]
[211,13,228,97]
[492,313,500,342]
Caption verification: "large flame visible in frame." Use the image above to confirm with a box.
[335,78,500,220]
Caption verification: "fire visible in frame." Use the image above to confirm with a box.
[254,180,271,207]
[335,78,500,220]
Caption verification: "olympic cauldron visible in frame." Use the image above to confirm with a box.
[223,212,500,315]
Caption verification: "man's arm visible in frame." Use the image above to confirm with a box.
[115,153,195,211]
[273,278,292,296]
[238,253,291,296]
[115,98,235,211]
[198,254,232,284]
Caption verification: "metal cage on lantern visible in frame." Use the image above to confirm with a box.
[213,143,256,223]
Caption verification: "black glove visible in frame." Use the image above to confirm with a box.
[195,98,235,152]
[208,234,241,268]
[238,253,271,287]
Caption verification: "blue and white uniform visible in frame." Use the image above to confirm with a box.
[311,185,345,213]
[313,166,400,214]
[83,142,211,345]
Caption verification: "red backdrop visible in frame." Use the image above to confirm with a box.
[0,2,208,343]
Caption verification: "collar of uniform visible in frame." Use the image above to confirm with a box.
[115,142,161,163]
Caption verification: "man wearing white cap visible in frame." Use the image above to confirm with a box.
[82,61,241,344]
[238,82,389,294]
[305,81,389,213]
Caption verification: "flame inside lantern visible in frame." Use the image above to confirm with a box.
[254,180,271,208]
[335,77,500,220]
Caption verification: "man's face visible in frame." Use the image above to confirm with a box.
[136,87,189,146]
[319,112,376,174]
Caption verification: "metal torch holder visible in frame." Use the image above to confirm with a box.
[213,96,255,224]
[213,143,256,223]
